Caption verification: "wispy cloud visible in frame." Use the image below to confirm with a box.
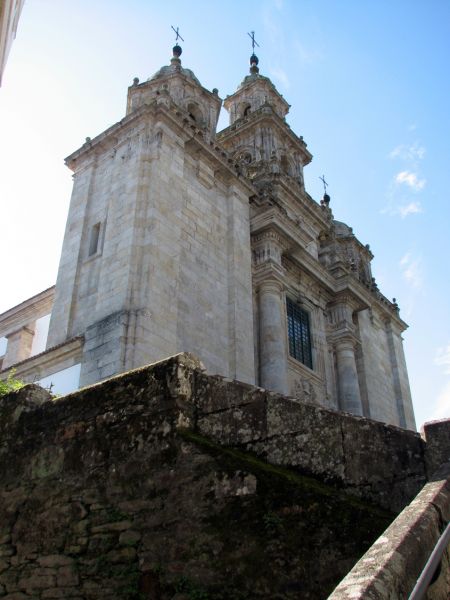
[292,39,323,64]
[430,346,450,420]
[430,382,450,420]
[383,138,426,217]
[268,66,290,89]
[273,0,284,9]
[395,170,426,191]
[382,200,423,218]
[436,345,450,375]
[389,141,425,162]
[398,201,423,218]
[399,253,423,289]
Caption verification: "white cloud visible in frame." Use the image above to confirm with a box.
[389,141,425,161]
[395,170,426,191]
[398,201,423,218]
[399,253,423,289]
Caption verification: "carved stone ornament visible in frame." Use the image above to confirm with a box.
[293,377,317,404]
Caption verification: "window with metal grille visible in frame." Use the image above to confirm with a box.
[286,298,313,369]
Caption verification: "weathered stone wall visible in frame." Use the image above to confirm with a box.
[0,354,447,599]
[187,366,427,513]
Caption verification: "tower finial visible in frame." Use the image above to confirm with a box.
[319,175,330,206]
[247,31,260,74]
[171,25,184,63]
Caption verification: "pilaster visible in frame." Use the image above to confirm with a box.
[3,323,36,369]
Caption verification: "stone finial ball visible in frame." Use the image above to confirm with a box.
[133,77,139,85]
[250,53,259,65]
[173,44,182,57]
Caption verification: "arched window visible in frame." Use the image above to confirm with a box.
[239,103,251,118]
[280,155,292,176]
[187,102,204,125]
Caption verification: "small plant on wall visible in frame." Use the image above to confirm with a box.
[0,370,25,397]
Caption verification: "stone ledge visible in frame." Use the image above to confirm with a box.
[328,463,450,599]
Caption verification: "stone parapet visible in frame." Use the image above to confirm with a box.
[422,419,450,478]
[191,371,426,512]
[328,462,450,600]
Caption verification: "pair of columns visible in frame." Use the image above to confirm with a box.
[258,279,364,417]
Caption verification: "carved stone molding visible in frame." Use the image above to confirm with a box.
[252,229,289,267]
[292,376,317,404]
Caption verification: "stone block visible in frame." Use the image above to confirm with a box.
[423,418,450,477]
[56,566,79,587]
[37,555,73,568]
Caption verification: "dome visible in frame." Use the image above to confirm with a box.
[148,64,202,87]
[333,220,353,237]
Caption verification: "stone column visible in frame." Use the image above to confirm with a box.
[258,279,288,395]
[2,323,36,369]
[335,336,363,416]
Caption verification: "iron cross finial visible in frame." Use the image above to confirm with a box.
[171,25,185,43]
[247,31,260,52]
[319,174,328,194]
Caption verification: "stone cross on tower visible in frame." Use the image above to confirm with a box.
[171,25,184,43]
[319,174,328,194]
[247,30,260,52]
[247,31,260,74]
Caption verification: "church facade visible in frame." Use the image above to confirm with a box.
[0,43,416,430]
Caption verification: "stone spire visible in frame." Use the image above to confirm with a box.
[170,25,184,67]
[247,31,260,75]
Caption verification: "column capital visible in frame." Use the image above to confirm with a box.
[251,227,290,269]
[253,261,286,290]
[327,290,363,312]
[328,330,359,349]
[257,278,285,295]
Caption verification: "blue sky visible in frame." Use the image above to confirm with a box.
[1,0,449,429]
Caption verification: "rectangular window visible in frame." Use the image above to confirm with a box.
[287,298,313,369]
[88,222,101,256]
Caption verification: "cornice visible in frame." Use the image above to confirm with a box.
[65,101,257,197]
[0,287,55,338]
[0,336,84,377]
[333,275,408,330]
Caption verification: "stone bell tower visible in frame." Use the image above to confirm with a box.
[218,50,320,397]
[46,42,256,387]
[217,47,415,430]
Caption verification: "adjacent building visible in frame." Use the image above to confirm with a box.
[0,0,24,86]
